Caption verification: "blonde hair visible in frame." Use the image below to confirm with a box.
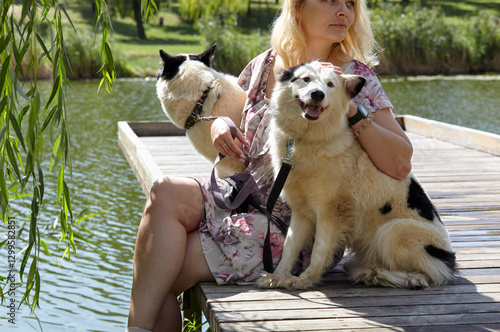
[270,0,379,69]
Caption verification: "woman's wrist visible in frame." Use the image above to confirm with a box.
[351,113,374,138]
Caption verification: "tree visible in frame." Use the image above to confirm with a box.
[114,0,159,40]
[0,0,156,316]
[133,0,146,40]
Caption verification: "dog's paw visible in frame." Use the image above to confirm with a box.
[405,272,430,289]
[256,273,314,290]
[256,273,298,289]
[255,273,279,289]
[284,276,317,290]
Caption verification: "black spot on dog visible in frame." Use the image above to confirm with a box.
[425,245,457,272]
[158,51,186,80]
[189,43,216,67]
[379,202,392,214]
[279,66,299,82]
[407,178,442,223]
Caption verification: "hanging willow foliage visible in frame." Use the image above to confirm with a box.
[0,0,156,313]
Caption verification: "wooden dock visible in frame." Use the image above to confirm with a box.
[118,115,500,331]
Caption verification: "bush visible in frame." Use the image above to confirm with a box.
[197,14,270,75]
[467,10,500,72]
[178,0,249,23]
[62,27,133,79]
[371,4,500,74]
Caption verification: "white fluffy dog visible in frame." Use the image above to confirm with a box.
[257,61,457,290]
[156,44,246,177]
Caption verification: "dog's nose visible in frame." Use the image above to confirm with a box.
[311,90,325,102]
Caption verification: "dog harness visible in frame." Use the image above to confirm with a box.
[184,84,213,130]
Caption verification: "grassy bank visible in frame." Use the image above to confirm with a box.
[36,0,500,77]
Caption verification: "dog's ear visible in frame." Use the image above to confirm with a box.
[278,66,298,82]
[158,50,186,80]
[195,44,217,67]
[344,75,366,99]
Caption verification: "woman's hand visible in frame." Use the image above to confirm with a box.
[211,118,248,163]
[320,62,343,75]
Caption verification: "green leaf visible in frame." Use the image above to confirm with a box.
[0,54,10,92]
[38,166,44,204]
[49,135,61,174]
[45,75,60,109]
[63,180,72,220]
[18,105,30,124]
[9,110,26,152]
[15,77,30,102]
[0,97,7,117]
[0,34,10,53]
[36,32,53,63]
[33,271,41,311]
[60,2,76,32]
[5,138,21,181]
[0,160,8,214]
[41,105,58,132]
[57,165,64,202]
[19,242,34,283]
[75,209,107,225]
[40,240,51,256]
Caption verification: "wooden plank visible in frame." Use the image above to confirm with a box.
[400,115,500,157]
[217,313,500,332]
[117,121,164,196]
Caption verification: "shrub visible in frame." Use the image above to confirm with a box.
[63,27,133,79]
[197,14,270,75]
[371,4,500,74]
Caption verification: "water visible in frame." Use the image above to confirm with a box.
[382,75,500,135]
[1,75,499,331]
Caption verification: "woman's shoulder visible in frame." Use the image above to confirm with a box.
[342,60,377,77]
[238,48,275,89]
[243,49,274,73]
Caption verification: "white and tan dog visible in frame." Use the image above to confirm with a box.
[257,61,457,290]
[156,44,246,177]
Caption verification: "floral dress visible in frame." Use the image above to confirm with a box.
[193,49,396,285]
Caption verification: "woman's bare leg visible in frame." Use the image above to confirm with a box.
[127,176,214,330]
[153,229,214,330]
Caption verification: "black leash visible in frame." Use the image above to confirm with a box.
[263,138,294,273]
[190,106,293,273]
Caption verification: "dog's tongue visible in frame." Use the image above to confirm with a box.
[306,105,322,118]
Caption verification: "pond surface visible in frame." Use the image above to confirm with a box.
[1,75,499,331]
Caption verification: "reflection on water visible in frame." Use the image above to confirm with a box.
[0,76,499,331]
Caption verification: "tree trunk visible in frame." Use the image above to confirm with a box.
[133,0,146,40]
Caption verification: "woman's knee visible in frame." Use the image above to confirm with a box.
[146,176,204,231]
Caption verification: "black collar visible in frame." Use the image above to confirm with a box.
[184,84,213,130]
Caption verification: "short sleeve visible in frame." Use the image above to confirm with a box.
[343,60,396,117]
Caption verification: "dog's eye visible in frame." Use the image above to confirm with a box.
[302,77,310,83]
[327,82,334,88]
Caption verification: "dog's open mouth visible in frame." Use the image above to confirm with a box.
[297,99,325,121]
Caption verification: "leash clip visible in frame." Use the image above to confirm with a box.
[281,138,294,167]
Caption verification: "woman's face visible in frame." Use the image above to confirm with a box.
[299,0,356,46]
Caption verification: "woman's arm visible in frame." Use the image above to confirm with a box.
[348,104,413,180]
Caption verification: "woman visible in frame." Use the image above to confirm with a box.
[127,0,413,331]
